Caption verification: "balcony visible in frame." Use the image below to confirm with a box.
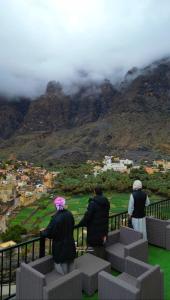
[0,198,170,300]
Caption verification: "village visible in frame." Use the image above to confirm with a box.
[0,156,170,250]
[0,159,58,234]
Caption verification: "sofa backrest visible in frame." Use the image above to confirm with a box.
[125,256,150,277]
[120,227,142,245]
[105,230,120,247]
[146,217,168,247]
[30,255,54,274]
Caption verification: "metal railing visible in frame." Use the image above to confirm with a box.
[0,198,170,300]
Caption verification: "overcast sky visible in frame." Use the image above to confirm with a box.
[0,0,170,97]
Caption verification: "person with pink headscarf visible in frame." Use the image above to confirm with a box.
[41,196,76,275]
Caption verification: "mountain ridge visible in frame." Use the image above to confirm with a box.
[0,59,170,163]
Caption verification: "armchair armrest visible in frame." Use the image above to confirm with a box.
[20,263,45,300]
[105,230,120,247]
[43,270,82,300]
[160,270,164,300]
[166,224,170,250]
[98,271,140,300]
[137,266,163,300]
[125,240,148,262]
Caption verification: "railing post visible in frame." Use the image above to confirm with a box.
[39,236,45,258]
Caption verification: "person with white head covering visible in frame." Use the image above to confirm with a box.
[128,180,150,239]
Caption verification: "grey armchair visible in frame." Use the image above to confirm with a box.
[98,256,164,300]
[16,255,82,300]
[105,227,148,272]
[146,216,170,250]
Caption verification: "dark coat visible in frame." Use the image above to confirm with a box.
[132,190,147,218]
[41,209,76,263]
[76,195,110,246]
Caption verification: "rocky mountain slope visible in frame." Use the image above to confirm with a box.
[0,59,170,163]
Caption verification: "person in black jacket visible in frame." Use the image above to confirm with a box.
[75,187,110,258]
[41,197,76,275]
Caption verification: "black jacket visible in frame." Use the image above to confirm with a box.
[41,209,76,263]
[76,195,110,246]
[132,190,147,218]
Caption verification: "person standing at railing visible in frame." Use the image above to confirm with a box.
[74,186,110,259]
[128,180,150,239]
[40,196,76,275]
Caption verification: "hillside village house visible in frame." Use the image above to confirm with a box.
[102,156,134,173]
[0,182,16,203]
[144,166,159,174]
[153,160,170,171]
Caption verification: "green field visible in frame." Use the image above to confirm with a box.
[9,192,162,231]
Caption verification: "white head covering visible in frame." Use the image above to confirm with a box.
[133,180,142,190]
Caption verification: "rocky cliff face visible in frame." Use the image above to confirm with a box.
[0,97,30,139]
[18,80,118,133]
[0,59,170,162]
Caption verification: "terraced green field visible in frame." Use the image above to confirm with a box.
[9,193,161,231]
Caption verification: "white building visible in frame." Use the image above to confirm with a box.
[103,156,113,165]
[119,159,133,166]
[102,156,133,173]
[102,162,127,172]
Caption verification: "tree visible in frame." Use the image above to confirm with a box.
[1,225,27,243]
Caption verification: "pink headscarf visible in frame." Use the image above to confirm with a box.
[54,197,66,211]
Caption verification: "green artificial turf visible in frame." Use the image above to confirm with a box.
[82,246,170,300]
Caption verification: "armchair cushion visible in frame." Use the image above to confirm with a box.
[106,243,125,258]
[118,272,138,287]
[43,270,82,300]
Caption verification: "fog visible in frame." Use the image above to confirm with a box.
[0,0,170,97]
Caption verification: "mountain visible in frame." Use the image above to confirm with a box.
[0,59,170,163]
[0,96,30,139]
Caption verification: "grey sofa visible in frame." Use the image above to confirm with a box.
[98,256,164,300]
[146,216,170,250]
[75,253,111,296]
[105,227,148,272]
[16,255,82,300]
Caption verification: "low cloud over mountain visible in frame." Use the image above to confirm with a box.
[1,0,170,97]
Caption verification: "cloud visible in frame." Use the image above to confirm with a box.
[0,0,170,97]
